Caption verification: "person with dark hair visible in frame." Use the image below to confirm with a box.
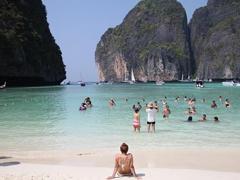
[133,108,140,132]
[225,99,231,108]
[109,98,116,107]
[84,97,92,107]
[211,100,217,108]
[199,114,207,121]
[132,102,142,111]
[187,116,193,122]
[214,116,219,122]
[107,143,139,179]
[79,103,87,111]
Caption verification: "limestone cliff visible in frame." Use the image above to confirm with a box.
[190,0,240,80]
[0,0,66,86]
[95,0,192,82]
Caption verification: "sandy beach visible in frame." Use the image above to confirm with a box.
[1,148,240,179]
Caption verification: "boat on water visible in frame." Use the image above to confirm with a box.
[77,81,86,86]
[196,80,204,88]
[156,81,165,86]
[222,81,240,87]
[0,81,6,89]
[129,68,136,84]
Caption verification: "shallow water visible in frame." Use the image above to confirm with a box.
[0,83,240,151]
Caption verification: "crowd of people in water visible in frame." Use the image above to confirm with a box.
[79,95,231,133]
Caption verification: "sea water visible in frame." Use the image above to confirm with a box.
[0,83,240,151]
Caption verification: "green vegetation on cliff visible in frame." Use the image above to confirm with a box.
[0,0,66,86]
[96,0,192,82]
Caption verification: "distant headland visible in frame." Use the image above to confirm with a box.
[95,0,240,82]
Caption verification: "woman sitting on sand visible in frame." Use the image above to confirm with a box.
[107,143,140,179]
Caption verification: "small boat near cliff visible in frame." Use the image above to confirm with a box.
[222,81,240,87]
[129,68,136,84]
[196,80,204,88]
[0,81,6,89]
[156,81,165,86]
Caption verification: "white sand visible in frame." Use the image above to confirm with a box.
[1,164,240,180]
[1,148,240,179]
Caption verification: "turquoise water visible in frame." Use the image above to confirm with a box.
[0,83,240,151]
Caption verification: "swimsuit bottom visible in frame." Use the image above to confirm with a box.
[147,121,155,125]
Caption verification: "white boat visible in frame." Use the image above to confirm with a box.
[129,68,136,84]
[0,81,6,89]
[222,81,234,86]
[222,81,240,87]
[156,81,165,85]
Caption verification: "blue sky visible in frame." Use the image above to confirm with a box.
[42,0,207,82]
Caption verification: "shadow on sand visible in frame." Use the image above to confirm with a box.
[0,156,12,160]
[0,161,20,167]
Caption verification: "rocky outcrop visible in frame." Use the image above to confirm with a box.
[0,0,66,86]
[95,0,193,82]
[190,0,240,80]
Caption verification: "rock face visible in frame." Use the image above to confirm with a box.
[190,0,240,80]
[0,0,66,86]
[95,0,193,82]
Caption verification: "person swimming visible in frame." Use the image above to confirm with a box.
[187,116,193,122]
[84,97,92,107]
[199,114,207,121]
[225,99,230,108]
[79,103,87,111]
[162,105,171,120]
[211,100,217,108]
[219,96,223,103]
[109,98,116,107]
[214,116,219,122]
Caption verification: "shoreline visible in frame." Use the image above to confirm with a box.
[1,148,240,172]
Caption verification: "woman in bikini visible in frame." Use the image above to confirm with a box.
[107,143,140,179]
[133,109,140,132]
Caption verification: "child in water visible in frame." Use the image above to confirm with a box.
[133,109,140,132]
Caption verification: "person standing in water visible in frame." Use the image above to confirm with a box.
[162,105,171,120]
[225,99,231,108]
[211,100,217,109]
[146,102,158,133]
[133,109,140,132]
[109,98,116,107]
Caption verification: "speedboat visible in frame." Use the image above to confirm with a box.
[156,81,165,85]
[222,81,240,87]
[222,81,234,86]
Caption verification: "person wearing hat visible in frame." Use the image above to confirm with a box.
[146,102,159,133]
